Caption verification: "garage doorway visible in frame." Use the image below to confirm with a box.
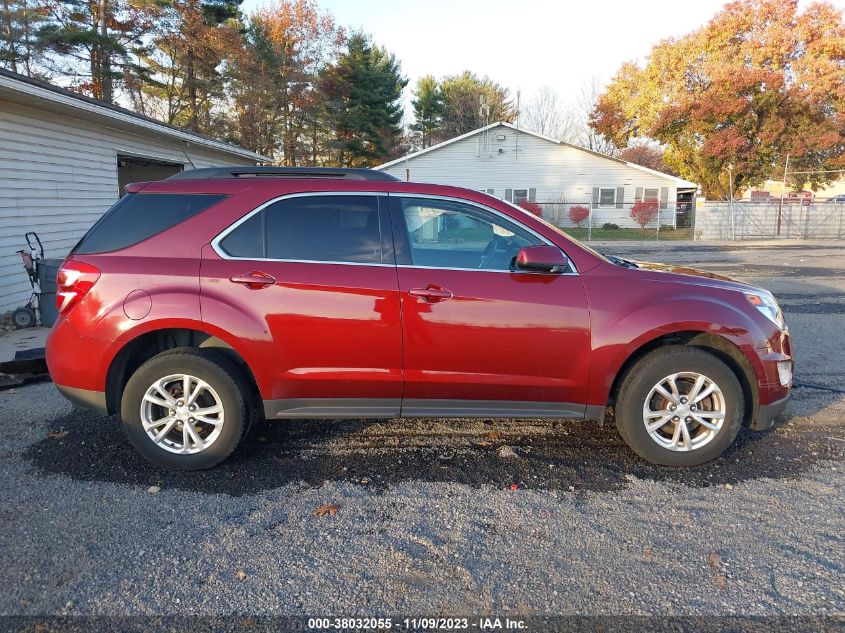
[117,155,183,196]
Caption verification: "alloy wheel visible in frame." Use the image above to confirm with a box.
[139,373,225,455]
[642,371,726,452]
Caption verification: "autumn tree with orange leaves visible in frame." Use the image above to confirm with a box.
[226,0,343,164]
[590,0,845,199]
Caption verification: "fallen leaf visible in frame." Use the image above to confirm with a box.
[715,574,727,590]
[476,440,492,447]
[312,503,341,517]
[486,431,503,440]
[47,430,68,440]
[643,547,654,557]
[708,552,723,569]
[235,570,247,581]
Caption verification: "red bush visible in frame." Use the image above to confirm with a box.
[568,205,590,227]
[518,200,543,216]
[630,200,659,229]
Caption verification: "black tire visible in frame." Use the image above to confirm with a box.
[615,346,744,466]
[121,347,250,470]
[12,306,36,329]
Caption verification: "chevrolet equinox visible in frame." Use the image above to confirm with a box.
[45,167,793,470]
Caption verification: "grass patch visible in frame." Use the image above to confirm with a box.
[562,227,692,241]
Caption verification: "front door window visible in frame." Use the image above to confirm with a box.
[398,197,538,271]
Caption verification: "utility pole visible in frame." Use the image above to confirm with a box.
[728,163,734,240]
[515,90,520,160]
[777,153,790,237]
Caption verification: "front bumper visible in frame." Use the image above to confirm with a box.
[750,393,790,431]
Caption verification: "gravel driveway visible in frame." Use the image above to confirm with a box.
[1,241,843,628]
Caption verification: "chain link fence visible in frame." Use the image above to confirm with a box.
[537,201,694,241]
[694,201,845,240]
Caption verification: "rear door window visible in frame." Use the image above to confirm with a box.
[217,195,383,264]
[73,193,227,254]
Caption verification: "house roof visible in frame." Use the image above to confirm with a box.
[0,68,271,163]
[376,121,698,189]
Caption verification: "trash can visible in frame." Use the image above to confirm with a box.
[37,258,63,327]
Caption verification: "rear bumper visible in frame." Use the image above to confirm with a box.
[751,392,790,431]
[46,316,111,391]
[55,384,109,415]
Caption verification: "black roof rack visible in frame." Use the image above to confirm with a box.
[167,166,398,181]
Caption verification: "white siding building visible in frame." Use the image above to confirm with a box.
[377,121,696,229]
[0,69,268,312]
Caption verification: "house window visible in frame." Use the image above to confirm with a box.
[512,189,529,204]
[598,188,616,207]
[480,188,495,196]
[643,188,659,202]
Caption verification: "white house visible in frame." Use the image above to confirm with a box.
[0,68,269,313]
[376,121,697,229]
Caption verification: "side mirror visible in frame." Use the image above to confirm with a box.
[514,245,569,273]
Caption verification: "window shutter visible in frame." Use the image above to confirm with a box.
[505,188,513,202]
[660,186,669,209]
[616,186,624,209]
[528,188,536,202]
[635,186,643,202]
[592,187,599,206]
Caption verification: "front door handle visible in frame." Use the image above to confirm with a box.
[229,271,276,289]
[409,285,453,302]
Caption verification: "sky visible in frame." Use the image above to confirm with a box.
[239,0,845,114]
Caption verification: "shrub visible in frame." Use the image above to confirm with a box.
[568,205,590,227]
[518,200,543,216]
[602,222,620,230]
[630,200,659,229]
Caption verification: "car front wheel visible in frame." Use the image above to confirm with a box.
[615,346,744,466]
[121,348,249,470]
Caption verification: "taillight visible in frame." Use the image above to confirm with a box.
[56,260,100,315]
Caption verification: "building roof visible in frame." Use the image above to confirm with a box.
[0,68,270,163]
[376,121,698,189]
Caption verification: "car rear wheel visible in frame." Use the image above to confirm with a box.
[615,346,744,466]
[121,348,249,470]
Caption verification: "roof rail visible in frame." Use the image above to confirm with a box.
[167,166,399,182]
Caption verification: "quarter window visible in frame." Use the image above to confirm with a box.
[73,193,227,255]
[218,195,382,264]
[397,198,539,271]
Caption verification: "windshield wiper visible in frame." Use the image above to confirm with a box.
[604,254,639,269]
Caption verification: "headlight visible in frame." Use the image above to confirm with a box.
[745,292,785,329]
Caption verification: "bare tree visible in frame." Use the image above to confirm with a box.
[575,75,618,156]
[520,79,618,154]
[521,85,578,141]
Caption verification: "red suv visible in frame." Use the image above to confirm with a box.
[45,167,792,470]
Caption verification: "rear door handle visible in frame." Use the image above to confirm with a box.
[409,285,453,302]
[229,271,276,289]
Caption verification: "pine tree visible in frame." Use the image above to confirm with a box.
[0,0,47,76]
[410,74,443,149]
[321,32,406,167]
[37,0,163,102]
